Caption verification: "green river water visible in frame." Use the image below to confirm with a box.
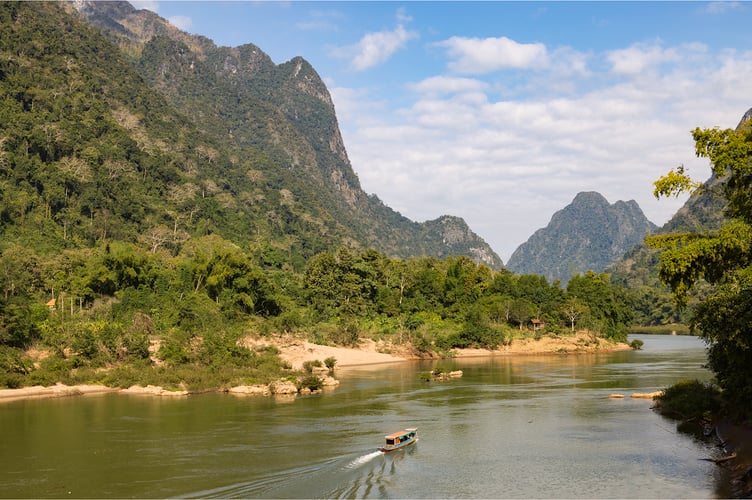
[0,334,730,498]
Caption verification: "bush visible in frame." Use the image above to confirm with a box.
[299,374,323,391]
[274,309,304,333]
[655,379,722,420]
[302,359,322,373]
[629,339,644,350]
[324,357,337,370]
[0,346,32,375]
[159,332,191,365]
[2,374,23,389]
[333,319,359,347]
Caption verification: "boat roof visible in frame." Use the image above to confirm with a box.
[384,428,417,439]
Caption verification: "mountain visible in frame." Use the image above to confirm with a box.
[61,0,503,269]
[609,108,752,290]
[607,108,752,325]
[506,192,657,284]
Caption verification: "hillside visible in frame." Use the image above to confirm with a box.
[609,108,752,325]
[0,1,640,393]
[64,0,503,269]
[506,192,656,284]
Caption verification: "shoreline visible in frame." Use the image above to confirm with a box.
[0,332,630,403]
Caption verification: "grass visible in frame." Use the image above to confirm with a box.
[628,324,691,335]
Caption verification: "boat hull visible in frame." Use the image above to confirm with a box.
[380,437,417,453]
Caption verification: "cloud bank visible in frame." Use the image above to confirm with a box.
[332,36,752,261]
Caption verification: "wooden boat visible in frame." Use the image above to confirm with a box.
[380,427,418,452]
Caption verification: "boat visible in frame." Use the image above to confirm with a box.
[380,427,418,452]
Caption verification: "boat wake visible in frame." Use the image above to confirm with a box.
[183,448,405,499]
[345,450,383,469]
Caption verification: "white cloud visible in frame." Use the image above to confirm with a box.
[396,6,413,24]
[607,41,679,75]
[130,1,159,13]
[408,76,489,96]
[168,15,192,32]
[705,1,743,14]
[437,36,549,74]
[334,24,417,71]
[333,41,752,261]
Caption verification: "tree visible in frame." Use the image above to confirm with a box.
[561,298,587,333]
[566,271,633,340]
[650,121,752,417]
[0,244,42,301]
[509,298,534,330]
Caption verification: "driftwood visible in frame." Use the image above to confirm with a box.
[700,452,737,464]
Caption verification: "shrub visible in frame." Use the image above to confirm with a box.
[274,309,304,333]
[159,333,191,365]
[410,332,432,353]
[2,374,23,389]
[324,357,337,370]
[0,346,32,375]
[629,339,644,350]
[299,374,323,391]
[655,379,722,420]
[333,319,359,347]
[302,359,322,373]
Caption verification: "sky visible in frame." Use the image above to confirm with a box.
[132,1,752,262]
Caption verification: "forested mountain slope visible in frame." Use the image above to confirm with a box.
[0,2,639,391]
[506,192,656,284]
[608,108,752,325]
[66,0,503,269]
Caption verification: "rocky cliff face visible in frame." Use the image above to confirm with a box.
[507,192,656,284]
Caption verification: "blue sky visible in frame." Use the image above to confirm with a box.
[133,1,752,262]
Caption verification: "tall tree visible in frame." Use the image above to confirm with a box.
[650,120,752,417]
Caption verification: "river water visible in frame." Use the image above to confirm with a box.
[0,335,731,498]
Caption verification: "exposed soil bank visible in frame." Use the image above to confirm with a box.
[716,420,752,497]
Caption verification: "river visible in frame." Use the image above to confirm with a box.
[0,334,730,498]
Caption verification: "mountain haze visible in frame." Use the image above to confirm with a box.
[507,192,657,284]
[65,0,503,269]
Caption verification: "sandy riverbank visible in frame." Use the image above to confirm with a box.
[247,330,631,371]
[0,331,629,403]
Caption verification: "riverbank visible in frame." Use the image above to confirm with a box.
[250,330,631,371]
[0,331,630,403]
[451,331,631,359]
[716,420,752,497]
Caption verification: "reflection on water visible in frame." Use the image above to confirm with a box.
[0,335,730,498]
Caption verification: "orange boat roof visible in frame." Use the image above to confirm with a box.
[384,428,417,439]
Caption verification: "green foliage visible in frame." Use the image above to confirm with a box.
[567,271,633,341]
[302,359,322,373]
[459,305,510,348]
[655,379,721,421]
[0,2,639,392]
[628,324,690,335]
[0,346,32,380]
[299,374,323,391]
[332,317,360,347]
[629,339,644,350]
[324,356,336,370]
[652,119,752,419]
[653,164,702,199]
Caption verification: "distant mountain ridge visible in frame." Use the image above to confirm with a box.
[506,192,657,284]
[66,0,503,269]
